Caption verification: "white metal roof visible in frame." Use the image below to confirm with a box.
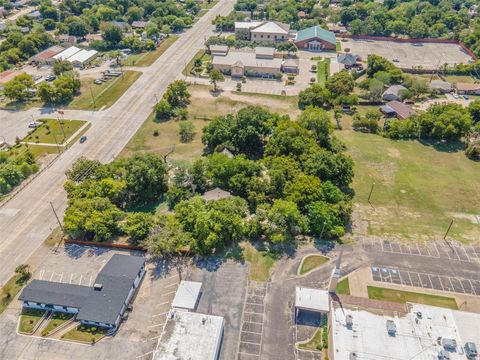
[154,311,224,360]
[67,49,98,64]
[251,22,289,35]
[53,46,81,60]
[295,287,329,312]
[171,281,202,310]
[234,21,264,29]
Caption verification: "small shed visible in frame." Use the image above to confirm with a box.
[201,188,232,201]
[172,281,202,311]
[295,287,329,321]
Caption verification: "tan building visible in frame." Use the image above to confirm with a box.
[212,47,285,78]
[234,21,290,42]
[455,82,480,95]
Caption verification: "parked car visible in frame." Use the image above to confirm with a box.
[93,79,103,85]
[28,121,42,128]
[46,74,56,81]
[33,74,42,81]
[452,93,459,99]
[79,136,87,143]
[463,95,469,100]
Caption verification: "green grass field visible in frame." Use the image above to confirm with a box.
[336,277,351,295]
[68,71,141,110]
[299,255,329,275]
[317,58,330,85]
[23,119,85,144]
[242,243,279,282]
[61,324,108,344]
[0,274,27,314]
[18,309,45,334]
[339,130,480,242]
[123,36,178,66]
[298,328,322,351]
[367,286,458,309]
[41,312,74,336]
[183,49,206,76]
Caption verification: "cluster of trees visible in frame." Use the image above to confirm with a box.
[385,103,477,142]
[63,155,168,242]
[154,80,190,120]
[90,23,156,52]
[205,36,298,53]
[298,71,358,110]
[0,151,38,196]
[339,0,475,46]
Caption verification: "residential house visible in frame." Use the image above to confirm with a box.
[111,21,130,33]
[337,53,359,68]
[234,21,290,42]
[294,25,336,51]
[55,34,77,45]
[12,0,27,8]
[380,100,414,120]
[131,20,148,29]
[19,254,146,330]
[0,21,7,32]
[26,10,41,20]
[85,33,103,42]
[212,46,284,77]
[382,84,408,101]
[455,82,480,95]
[429,80,453,94]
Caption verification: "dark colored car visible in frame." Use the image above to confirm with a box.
[79,136,87,143]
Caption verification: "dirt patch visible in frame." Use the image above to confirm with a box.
[387,148,401,159]
[450,212,480,225]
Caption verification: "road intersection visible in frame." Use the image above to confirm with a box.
[0,0,235,287]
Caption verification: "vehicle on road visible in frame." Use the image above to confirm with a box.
[28,121,42,128]
[79,135,87,143]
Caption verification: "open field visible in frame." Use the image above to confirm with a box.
[299,255,329,275]
[339,130,480,242]
[123,36,179,66]
[68,71,141,110]
[336,277,351,295]
[119,85,299,160]
[342,38,472,70]
[241,243,279,282]
[0,274,26,314]
[23,119,85,144]
[367,285,458,309]
[18,309,44,334]
[317,58,330,85]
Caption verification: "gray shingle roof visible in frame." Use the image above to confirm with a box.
[19,254,145,326]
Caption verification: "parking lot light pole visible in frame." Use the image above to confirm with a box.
[89,85,96,110]
[368,182,376,208]
[443,219,454,240]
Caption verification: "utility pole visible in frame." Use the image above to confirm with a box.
[89,85,96,110]
[50,202,64,234]
[56,115,66,143]
[367,182,376,208]
[443,219,454,240]
[52,133,61,153]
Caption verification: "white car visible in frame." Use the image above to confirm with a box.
[28,121,42,128]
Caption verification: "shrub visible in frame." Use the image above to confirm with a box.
[153,129,159,136]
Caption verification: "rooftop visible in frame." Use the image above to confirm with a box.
[34,45,65,61]
[332,302,480,360]
[295,287,330,313]
[212,48,283,70]
[0,69,24,84]
[154,311,224,360]
[383,84,408,96]
[251,21,290,35]
[201,188,232,201]
[234,21,266,30]
[384,100,414,119]
[455,82,480,91]
[171,281,202,311]
[295,25,336,45]
[19,254,145,325]
[53,46,81,61]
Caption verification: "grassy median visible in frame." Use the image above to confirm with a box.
[299,255,329,275]
[23,119,85,145]
[367,286,458,309]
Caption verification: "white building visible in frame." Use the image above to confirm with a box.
[331,302,480,360]
[154,310,225,360]
[171,281,202,311]
[52,46,98,67]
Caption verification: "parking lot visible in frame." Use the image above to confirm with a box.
[342,38,473,70]
[362,238,480,264]
[238,281,267,360]
[371,265,480,296]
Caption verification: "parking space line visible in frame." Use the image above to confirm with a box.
[240,340,261,346]
[69,273,74,284]
[49,271,55,281]
[165,282,178,288]
[147,323,164,328]
[238,352,260,357]
[241,330,262,335]
[153,312,168,317]
[244,320,263,325]
[458,279,466,293]
[162,290,176,297]
[469,280,478,295]
[157,301,170,307]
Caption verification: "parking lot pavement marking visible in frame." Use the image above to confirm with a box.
[162,290,177,297]
[164,282,178,288]
[88,274,93,286]
[153,312,168,318]
[49,271,55,281]
[78,274,83,285]
[147,323,164,328]
[38,269,45,280]
[157,301,170,307]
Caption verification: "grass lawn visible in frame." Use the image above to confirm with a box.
[119,85,300,161]
[336,277,350,295]
[317,58,330,85]
[41,312,74,336]
[0,274,27,314]
[336,41,341,52]
[299,255,329,275]
[367,286,458,309]
[61,324,108,344]
[18,309,45,334]
[241,243,279,282]
[68,71,141,110]
[23,119,86,144]
[0,98,43,111]
[298,328,322,351]
[183,49,206,76]
[123,36,178,66]
[338,130,480,242]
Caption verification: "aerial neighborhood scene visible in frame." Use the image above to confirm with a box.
[1,0,480,358]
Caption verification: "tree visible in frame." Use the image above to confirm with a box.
[326,70,354,96]
[179,121,195,143]
[265,200,307,243]
[468,100,480,123]
[3,74,35,102]
[209,69,224,92]
[102,24,123,45]
[298,84,332,109]
[52,59,73,76]
[121,212,154,242]
[15,264,31,283]
[303,150,354,188]
[68,20,88,37]
[306,201,347,238]
[164,80,190,108]
[297,107,333,149]
[367,78,384,102]
[284,173,324,211]
[144,215,195,256]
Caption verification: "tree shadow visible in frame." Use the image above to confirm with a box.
[418,138,466,153]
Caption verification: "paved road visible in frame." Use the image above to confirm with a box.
[0,0,235,287]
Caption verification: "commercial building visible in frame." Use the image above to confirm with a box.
[212,47,288,77]
[331,302,480,360]
[234,21,290,42]
[455,82,480,95]
[294,25,336,51]
[19,254,146,330]
[30,45,65,65]
[53,46,98,67]
[154,310,225,360]
[295,287,330,321]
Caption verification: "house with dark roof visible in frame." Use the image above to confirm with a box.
[337,53,359,68]
[380,100,414,120]
[294,25,336,51]
[382,85,408,101]
[19,254,145,330]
